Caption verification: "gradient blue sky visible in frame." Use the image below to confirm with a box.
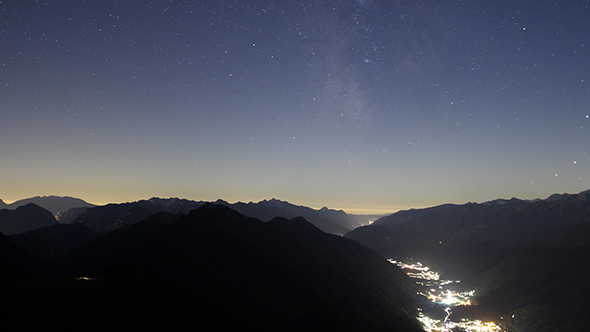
[1,0,589,213]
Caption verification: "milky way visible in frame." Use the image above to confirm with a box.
[1,1,589,213]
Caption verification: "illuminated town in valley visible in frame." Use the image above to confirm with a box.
[389,260,501,332]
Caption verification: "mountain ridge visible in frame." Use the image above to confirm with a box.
[60,197,366,235]
[0,203,58,235]
[3,203,424,331]
[344,188,590,331]
[0,196,96,216]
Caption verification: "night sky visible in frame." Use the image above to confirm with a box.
[2,0,589,213]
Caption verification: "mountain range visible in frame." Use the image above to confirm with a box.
[57,197,369,235]
[214,198,363,234]
[1,196,373,236]
[350,189,590,255]
[3,189,590,331]
[0,204,423,331]
[345,188,590,332]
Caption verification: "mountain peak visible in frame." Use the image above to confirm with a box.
[482,197,526,206]
[541,189,590,202]
[259,198,288,205]
[0,203,57,235]
[2,196,95,215]
[213,198,230,205]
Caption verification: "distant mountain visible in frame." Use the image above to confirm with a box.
[0,199,7,209]
[0,204,58,235]
[4,204,424,331]
[348,190,590,254]
[373,203,458,225]
[317,206,370,228]
[373,195,564,228]
[2,196,96,216]
[69,197,205,232]
[55,206,91,224]
[215,198,356,235]
[68,197,362,235]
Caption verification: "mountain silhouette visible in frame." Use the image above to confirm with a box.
[3,204,424,331]
[373,203,457,226]
[215,198,356,235]
[347,190,590,256]
[66,197,361,235]
[68,197,205,232]
[0,203,58,235]
[1,195,95,215]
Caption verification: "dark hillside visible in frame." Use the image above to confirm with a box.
[10,223,103,263]
[2,204,423,331]
[0,204,58,235]
[0,232,42,277]
[373,203,457,226]
[345,189,590,332]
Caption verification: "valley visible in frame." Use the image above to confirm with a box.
[390,259,500,332]
[346,189,590,332]
[3,1,588,330]
[2,191,590,331]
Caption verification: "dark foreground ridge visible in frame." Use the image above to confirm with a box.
[1,203,423,332]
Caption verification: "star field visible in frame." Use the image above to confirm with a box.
[1,0,589,213]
